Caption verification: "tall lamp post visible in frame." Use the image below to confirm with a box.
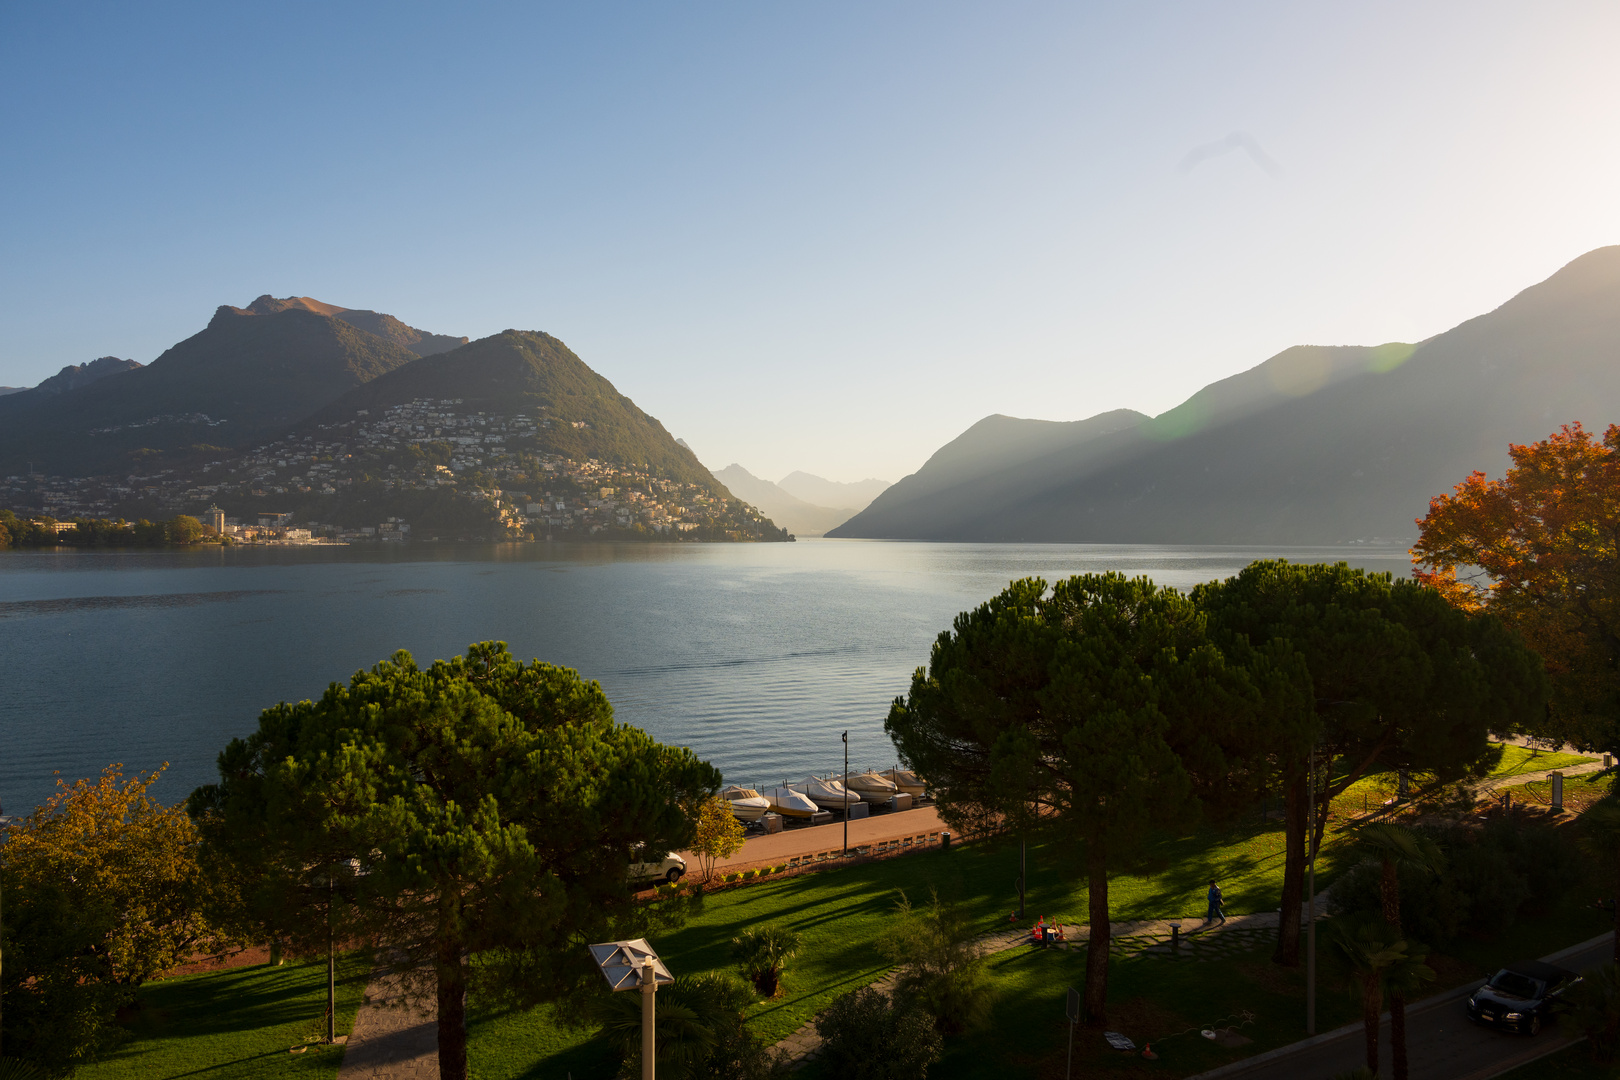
[842,730,849,857]
[590,939,673,1080]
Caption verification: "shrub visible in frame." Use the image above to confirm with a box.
[815,986,942,1079]
[1480,811,1583,915]
[1326,814,1585,945]
[1568,964,1620,1062]
[877,890,997,1033]
[1449,842,1530,937]
[732,925,802,998]
[598,972,785,1080]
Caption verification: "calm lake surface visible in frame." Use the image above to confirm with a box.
[0,539,1413,814]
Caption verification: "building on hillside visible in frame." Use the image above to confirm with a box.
[204,504,226,533]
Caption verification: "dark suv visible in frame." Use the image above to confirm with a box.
[1465,961,1581,1035]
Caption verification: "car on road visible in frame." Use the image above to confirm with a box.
[1465,960,1581,1035]
[629,848,686,885]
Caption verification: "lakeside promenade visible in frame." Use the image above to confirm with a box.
[679,805,947,876]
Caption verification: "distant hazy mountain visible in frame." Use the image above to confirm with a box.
[832,246,1620,544]
[0,356,145,413]
[311,330,718,488]
[777,472,890,512]
[712,465,856,536]
[0,297,433,476]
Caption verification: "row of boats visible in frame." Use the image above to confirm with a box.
[720,768,926,821]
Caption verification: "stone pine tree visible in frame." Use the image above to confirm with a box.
[189,642,721,1080]
[886,574,1309,1025]
[1193,560,1543,967]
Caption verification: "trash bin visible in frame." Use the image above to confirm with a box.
[941,831,952,851]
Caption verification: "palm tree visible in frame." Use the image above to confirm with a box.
[1329,912,1436,1075]
[1353,822,1443,1080]
[1578,797,1620,963]
[731,924,802,998]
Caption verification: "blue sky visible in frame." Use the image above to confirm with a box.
[3,2,1618,483]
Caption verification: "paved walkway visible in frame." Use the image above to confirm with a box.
[335,969,438,1080]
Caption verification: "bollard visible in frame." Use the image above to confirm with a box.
[941,831,952,851]
[1170,923,1181,955]
[1552,772,1564,812]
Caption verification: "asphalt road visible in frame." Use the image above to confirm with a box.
[1191,934,1612,1080]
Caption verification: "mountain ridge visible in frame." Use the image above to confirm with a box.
[711,465,857,536]
[832,245,1620,544]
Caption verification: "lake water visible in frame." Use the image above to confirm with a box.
[0,539,1413,814]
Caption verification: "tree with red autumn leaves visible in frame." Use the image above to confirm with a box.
[1412,422,1620,752]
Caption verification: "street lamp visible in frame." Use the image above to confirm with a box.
[842,730,849,857]
[590,939,673,1080]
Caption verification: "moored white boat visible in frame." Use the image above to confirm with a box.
[791,776,862,812]
[841,770,898,804]
[761,784,820,819]
[720,785,771,822]
[882,767,926,797]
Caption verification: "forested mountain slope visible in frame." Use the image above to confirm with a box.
[832,246,1620,543]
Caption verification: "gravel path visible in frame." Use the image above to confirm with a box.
[335,969,439,1080]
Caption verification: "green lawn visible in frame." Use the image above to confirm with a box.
[1500,770,1614,812]
[77,953,370,1080]
[1488,743,1599,780]
[467,816,1353,1076]
[1326,743,1599,820]
[67,811,1607,1080]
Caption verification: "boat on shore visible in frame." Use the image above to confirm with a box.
[882,767,926,797]
[760,785,820,819]
[791,776,861,812]
[841,770,898,804]
[720,785,771,823]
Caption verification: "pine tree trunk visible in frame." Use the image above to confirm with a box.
[1362,976,1381,1073]
[436,939,469,1080]
[1390,992,1409,1080]
[1274,772,1306,967]
[1084,834,1110,1026]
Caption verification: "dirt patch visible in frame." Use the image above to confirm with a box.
[158,944,273,978]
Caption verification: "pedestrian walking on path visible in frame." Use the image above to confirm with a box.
[1206,879,1226,926]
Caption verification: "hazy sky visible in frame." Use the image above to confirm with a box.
[3,3,1618,484]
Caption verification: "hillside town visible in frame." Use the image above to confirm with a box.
[0,398,789,543]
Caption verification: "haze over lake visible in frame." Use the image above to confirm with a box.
[0,540,1412,814]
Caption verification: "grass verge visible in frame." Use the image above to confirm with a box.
[75,952,370,1080]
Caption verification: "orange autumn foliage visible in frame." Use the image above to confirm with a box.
[1412,422,1620,745]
